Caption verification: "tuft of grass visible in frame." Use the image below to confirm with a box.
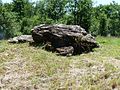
[0,41,8,53]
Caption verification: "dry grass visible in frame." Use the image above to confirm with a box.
[0,36,120,90]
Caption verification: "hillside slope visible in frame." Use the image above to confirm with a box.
[0,37,120,90]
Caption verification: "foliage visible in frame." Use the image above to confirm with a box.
[0,0,120,38]
[0,6,21,38]
[98,14,108,36]
[90,2,120,36]
[45,0,67,21]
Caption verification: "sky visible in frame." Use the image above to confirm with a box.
[2,0,120,6]
[93,0,120,6]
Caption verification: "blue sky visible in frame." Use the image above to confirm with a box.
[93,0,120,6]
[2,0,120,6]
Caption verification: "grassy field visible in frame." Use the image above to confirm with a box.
[0,37,120,90]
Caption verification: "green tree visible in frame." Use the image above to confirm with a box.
[12,0,33,20]
[0,8,21,38]
[68,0,93,32]
[45,0,67,21]
[98,14,109,36]
[12,0,34,34]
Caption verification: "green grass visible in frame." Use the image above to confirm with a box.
[96,36,120,56]
[0,36,120,89]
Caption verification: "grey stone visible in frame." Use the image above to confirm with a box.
[8,35,33,43]
[32,24,99,55]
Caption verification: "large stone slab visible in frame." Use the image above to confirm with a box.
[8,35,33,43]
[32,24,99,55]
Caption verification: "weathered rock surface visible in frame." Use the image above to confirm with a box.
[8,35,33,43]
[32,24,99,55]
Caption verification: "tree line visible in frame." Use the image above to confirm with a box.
[0,0,120,39]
